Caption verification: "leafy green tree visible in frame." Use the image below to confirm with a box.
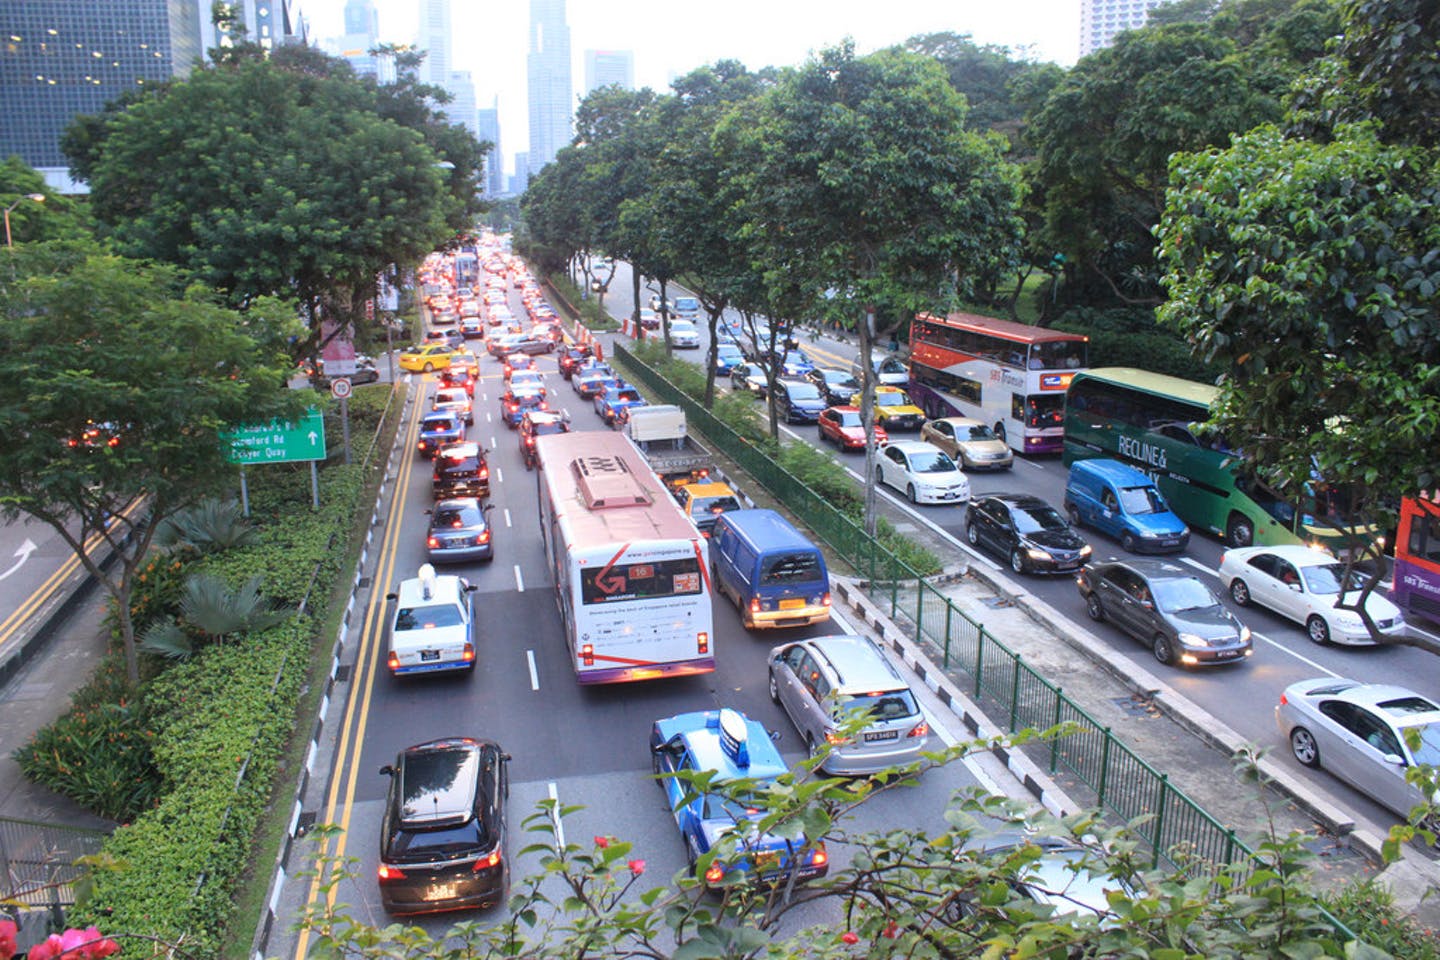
[0,245,301,685]
[724,42,1021,533]
[0,159,91,244]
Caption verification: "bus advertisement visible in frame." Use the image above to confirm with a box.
[1062,367,1376,556]
[535,430,715,684]
[905,312,1088,455]
[1394,495,1440,624]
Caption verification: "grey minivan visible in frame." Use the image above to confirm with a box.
[767,634,930,774]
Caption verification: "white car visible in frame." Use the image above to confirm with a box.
[874,440,970,505]
[433,386,473,424]
[1218,544,1405,645]
[667,320,701,349]
[385,565,476,676]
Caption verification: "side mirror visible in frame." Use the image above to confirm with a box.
[1383,753,1405,767]
[501,753,512,762]
[379,764,395,776]
[424,509,433,516]
[1288,582,1302,592]
[384,592,398,601]
[484,503,495,513]
[464,583,478,593]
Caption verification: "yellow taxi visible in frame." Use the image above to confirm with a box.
[849,385,925,431]
[398,343,458,373]
[675,481,743,538]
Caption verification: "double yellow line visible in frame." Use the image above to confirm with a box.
[293,388,427,956]
[0,499,146,652]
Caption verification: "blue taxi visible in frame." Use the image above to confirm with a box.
[649,708,829,888]
[417,411,465,459]
[594,382,647,427]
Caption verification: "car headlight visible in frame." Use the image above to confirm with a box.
[1027,548,1051,561]
[1239,626,1252,643]
[1079,544,1093,557]
[1178,632,1206,648]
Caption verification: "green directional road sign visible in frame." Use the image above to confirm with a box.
[224,408,327,464]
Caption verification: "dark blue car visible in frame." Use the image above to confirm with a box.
[649,708,829,889]
[417,411,465,458]
[594,383,647,426]
[774,379,827,424]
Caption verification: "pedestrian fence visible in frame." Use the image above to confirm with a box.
[613,344,1354,936]
[0,814,108,912]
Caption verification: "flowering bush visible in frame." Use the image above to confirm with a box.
[0,921,118,960]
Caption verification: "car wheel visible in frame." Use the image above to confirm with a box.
[686,834,701,870]
[906,484,918,504]
[875,465,885,488]
[1226,513,1254,548]
[1230,578,1251,606]
[423,362,434,373]
[966,523,979,546]
[1289,727,1320,768]
[651,747,663,776]
[1306,615,1332,645]
[818,425,828,444]
[1152,633,1175,666]
[1009,549,1026,574]
[1085,592,1105,622]
[768,671,780,704]
[1121,532,1137,553]
[1067,503,1083,528]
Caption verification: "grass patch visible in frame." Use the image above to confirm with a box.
[546,274,622,331]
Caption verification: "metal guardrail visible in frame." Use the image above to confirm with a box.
[0,814,107,910]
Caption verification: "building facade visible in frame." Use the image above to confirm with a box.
[526,0,571,174]
[329,0,388,79]
[476,103,503,197]
[583,49,633,95]
[1079,0,1170,57]
[416,0,452,90]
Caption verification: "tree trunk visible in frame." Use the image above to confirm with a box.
[631,269,642,330]
[858,308,879,539]
[659,279,673,359]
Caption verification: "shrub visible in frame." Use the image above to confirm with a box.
[1052,307,1221,382]
[546,275,620,330]
[12,698,162,822]
[1323,879,1440,959]
[775,441,862,514]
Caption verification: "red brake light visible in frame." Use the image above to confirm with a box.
[427,537,440,548]
[377,863,405,880]
[462,643,475,662]
[479,467,489,479]
[581,643,594,666]
[1279,692,1288,706]
[697,632,709,654]
[821,592,832,607]
[811,847,828,866]
[908,721,930,738]
[749,597,761,613]
[387,653,399,671]
[473,848,501,870]
[477,530,490,543]
[704,863,724,884]
[824,732,848,745]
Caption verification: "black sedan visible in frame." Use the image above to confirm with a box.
[806,367,860,406]
[1077,559,1253,667]
[425,498,494,563]
[964,494,1091,575]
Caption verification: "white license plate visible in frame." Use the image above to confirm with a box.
[420,650,441,662]
[423,882,458,901]
[1216,650,1239,659]
[1160,539,1179,546]
[863,730,899,742]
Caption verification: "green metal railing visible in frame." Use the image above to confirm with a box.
[616,343,1281,883]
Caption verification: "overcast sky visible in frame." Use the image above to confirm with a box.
[304,0,1081,177]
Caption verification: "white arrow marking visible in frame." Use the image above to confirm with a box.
[308,430,318,444]
[0,539,39,582]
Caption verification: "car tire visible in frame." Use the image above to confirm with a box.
[1306,615,1332,645]
[1289,726,1320,768]
[768,671,781,704]
[875,465,885,488]
[906,484,918,504]
[966,523,980,546]
[1067,503,1083,528]
[1226,513,1254,548]
[423,362,434,373]
[686,834,701,871]
[1230,579,1251,606]
[1085,593,1105,622]
[1009,548,1026,574]
[1152,633,1175,666]
[651,747,663,776]
[1121,532,1137,553]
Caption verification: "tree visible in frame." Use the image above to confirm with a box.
[724,43,1021,535]
[0,159,91,244]
[0,245,301,685]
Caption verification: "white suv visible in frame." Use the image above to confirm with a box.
[385,565,477,676]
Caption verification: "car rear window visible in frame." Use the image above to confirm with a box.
[390,819,491,862]
[433,504,482,527]
[1379,696,1440,716]
[761,552,822,585]
[395,602,464,631]
[842,689,918,721]
[691,496,741,515]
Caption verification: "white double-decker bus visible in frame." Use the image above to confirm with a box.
[535,431,715,684]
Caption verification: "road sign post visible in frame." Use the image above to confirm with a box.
[224,409,328,511]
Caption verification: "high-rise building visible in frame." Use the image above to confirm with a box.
[526,0,572,174]
[476,103,503,197]
[328,0,387,79]
[510,152,530,195]
[446,70,479,138]
[1079,0,1171,57]
[343,0,377,36]
[202,0,310,55]
[417,0,451,91]
[583,49,633,95]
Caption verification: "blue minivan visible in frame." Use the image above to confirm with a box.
[711,510,831,630]
[1064,458,1190,554]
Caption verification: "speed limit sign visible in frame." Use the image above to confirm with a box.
[330,377,353,400]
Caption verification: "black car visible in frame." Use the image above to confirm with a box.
[377,737,509,915]
[964,494,1091,575]
[519,410,570,469]
[426,498,494,563]
[773,379,827,423]
[557,345,594,380]
[432,441,490,499]
[1077,559,1254,667]
[806,367,860,406]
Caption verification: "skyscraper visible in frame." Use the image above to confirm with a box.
[1079,0,1171,57]
[447,70,479,139]
[417,0,452,90]
[0,0,206,188]
[476,103,504,197]
[330,0,385,79]
[343,0,378,36]
[584,50,634,95]
[526,0,572,174]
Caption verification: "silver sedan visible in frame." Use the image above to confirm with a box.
[1275,677,1440,821]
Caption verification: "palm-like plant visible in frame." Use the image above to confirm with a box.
[155,498,255,554]
[138,574,291,660]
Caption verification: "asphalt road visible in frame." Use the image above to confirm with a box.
[593,260,1440,838]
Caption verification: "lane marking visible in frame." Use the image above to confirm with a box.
[504,509,512,528]
[496,467,504,485]
[514,565,525,592]
[491,436,498,449]
[527,649,540,690]
[1250,631,1340,677]
[547,782,565,848]
[1179,556,1215,577]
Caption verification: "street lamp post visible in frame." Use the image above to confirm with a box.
[4,193,46,247]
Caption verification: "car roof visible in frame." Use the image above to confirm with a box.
[525,410,565,424]
[395,565,468,608]
[396,738,485,828]
[438,441,481,458]
[1111,558,1193,581]
[1234,543,1338,566]
[800,635,905,695]
[933,416,983,428]
[433,497,484,512]
[660,709,788,782]
[1306,680,1440,721]
[421,411,458,424]
[681,481,736,497]
[979,493,1051,510]
[887,440,938,454]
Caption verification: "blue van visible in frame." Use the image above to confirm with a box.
[711,510,831,630]
[1064,458,1189,554]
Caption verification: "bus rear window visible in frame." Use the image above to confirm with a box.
[761,552,821,585]
[580,558,703,605]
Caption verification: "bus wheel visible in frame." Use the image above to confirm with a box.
[1226,514,1254,547]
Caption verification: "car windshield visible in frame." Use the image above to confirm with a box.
[909,452,957,474]
[433,504,482,528]
[965,424,998,441]
[1407,724,1440,767]
[424,417,459,432]
[1300,562,1370,595]
[1012,504,1068,534]
[761,552,821,584]
[1152,577,1220,613]
[876,392,909,407]
[824,371,857,387]
[394,602,464,631]
[1117,486,1168,515]
[786,382,821,400]
[878,357,906,375]
[692,496,741,515]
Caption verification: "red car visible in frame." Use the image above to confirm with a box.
[817,406,887,451]
[438,367,475,397]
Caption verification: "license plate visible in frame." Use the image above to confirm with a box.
[753,851,780,869]
[1215,650,1239,659]
[420,650,440,662]
[864,730,899,742]
[779,598,805,610]
[1160,539,1178,546]
[423,882,458,901]
[940,492,958,500]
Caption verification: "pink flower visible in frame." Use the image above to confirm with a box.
[628,859,646,875]
[594,835,610,848]
[27,935,63,960]
[80,928,120,959]
[841,931,859,945]
[0,919,17,960]
[59,929,91,957]
[882,920,899,939]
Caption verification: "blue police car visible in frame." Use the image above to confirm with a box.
[594,382,647,427]
[649,708,829,888]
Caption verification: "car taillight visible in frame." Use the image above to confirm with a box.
[462,643,475,662]
[427,536,440,548]
[1279,692,1288,706]
[525,437,534,446]
[387,652,399,671]
[750,597,761,613]
[811,847,828,867]
[377,863,405,880]
[473,848,501,870]
[581,644,594,666]
[908,721,930,738]
[821,592,832,607]
[507,403,517,412]
[824,731,849,745]
[697,632,708,654]
[704,863,724,884]
[479,467,489,479]
[477,530,490,544]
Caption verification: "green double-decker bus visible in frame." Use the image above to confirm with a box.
[1063,368,1371,555]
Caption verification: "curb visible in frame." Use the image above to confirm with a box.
[830,576,1080,820]
[250,381,415,960]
